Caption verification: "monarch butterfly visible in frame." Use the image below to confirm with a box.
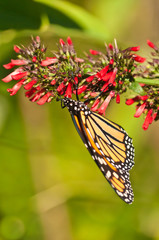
[62,97,135,204]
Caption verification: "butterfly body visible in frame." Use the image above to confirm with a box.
[62,97,135,204]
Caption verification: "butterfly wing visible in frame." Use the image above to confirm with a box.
[82,111,135,171]
[71,111,134,204]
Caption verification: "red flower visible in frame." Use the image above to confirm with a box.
[86,75,94,82]
[142,109,153,130]
[75,85,87,95]
[24,79,37,90]
[90,98,100,111]
[98,91,115,115]
[89,49,99,55]
[147,40,156,49]
[30,90,45,102]
[25,88,37,98]
[51,79,56,85]
[125,96,140,105]
[108,44,113,50]
[37,92,52,105]
[130,46,140,51]
[3,62,15,69]
[14,45,20,53]
[2,68,24,83]
[64,83,73,98]
[7,79,25,96]
[12,71,28,80]
[133,54,146,63]
[102,71,113,81]
[134,102,146,118]
[89,49,100,55]
[109,59,114,65]
[41,57,57,66]
[59,39,65,46]
[108,68,117,85]
[116,93,120,103]
[67,37,72,45]
[57,82,66,95]
[32,56,37,62]
[3,59,27,69]
[74,77,78,84]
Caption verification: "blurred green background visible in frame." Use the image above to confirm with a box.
[0,0,159,239]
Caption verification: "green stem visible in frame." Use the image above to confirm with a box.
[135,77,159,85]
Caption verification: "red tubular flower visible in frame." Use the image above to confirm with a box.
[147,40,156,49]
[86,75,95,82]
[102,71,113,81]
[32,56,37,62]
[142,109,153,130]
[98,91,115,115]
[89,49,99,55]
[64,82,73,98]
[108,68,117,84]
[100,66,109,77]
[37,92,52,105]
[3,62,15,69]
[30,90,45,102]
[108,44,113,50]
[7,79,25,96]
[101,82,109,92]
[41,57,57,66]
[51,79,56,85]
[116,93,120,103]
[74,77,78,84]
[140,95,148,101]
[130,46,140,51]
[57,82,66,95]
[12,71,28,80]
[3,59,27,69]
[59,39,65,46]
[76,85,87,95]
[11,59,27,65]
[24,79,37,90]
[25,88,37,98]
[133,54,146,63]
[14,45,20,53]
[90,98,100,111]
[125,96,140,105]
[2,68,24,83]
[109,59,114,65]
[134,102,147,118]
[67,37,72,45]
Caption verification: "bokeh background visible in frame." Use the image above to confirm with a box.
[0,0,159,239]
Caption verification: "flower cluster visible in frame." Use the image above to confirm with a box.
[2,36,88,104]
[81,40,146,115]
[2,36,159,130]
[125,40,159,130]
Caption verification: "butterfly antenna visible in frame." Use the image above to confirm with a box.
[57,96,65,108]
[74,77,79,101]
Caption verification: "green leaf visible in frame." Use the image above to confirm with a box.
[135,77,159,85]
[129,82,146,95]
[34,0,110,39]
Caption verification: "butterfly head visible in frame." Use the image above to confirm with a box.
[62,98,91,115]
